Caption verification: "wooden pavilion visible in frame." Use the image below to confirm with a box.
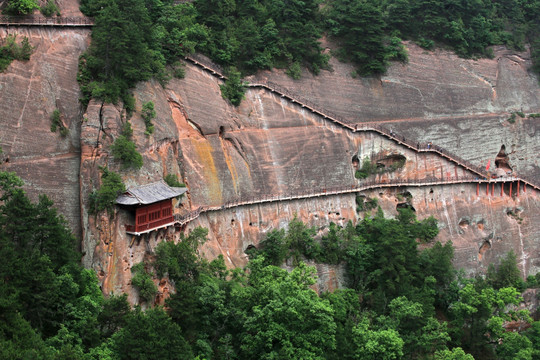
[116,180,187,236]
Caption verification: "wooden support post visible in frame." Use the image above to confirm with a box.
[509,182,513,197]
[477,183,479,196]
[486,184,489,196]
[517,181,520,197]
[492,183,494,197]
[524,183,526,193]
[501,183,504,196]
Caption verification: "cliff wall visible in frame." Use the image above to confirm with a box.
[80,44,540,301]
[1,20,539,302]
[0,26,90,235]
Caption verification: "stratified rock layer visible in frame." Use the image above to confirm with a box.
[1,21,539,303]
[0,26,90,235]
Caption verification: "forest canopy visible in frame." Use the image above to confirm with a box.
[77,0,540,105]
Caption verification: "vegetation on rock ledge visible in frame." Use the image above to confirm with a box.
[0,35,33,72]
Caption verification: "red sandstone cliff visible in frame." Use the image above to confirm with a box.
[1,13,539,302]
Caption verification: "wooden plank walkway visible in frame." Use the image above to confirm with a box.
[174,175,529,227]
[0,16,94,27]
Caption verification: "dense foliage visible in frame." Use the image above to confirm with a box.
[2,173,539,359]
[2,0,39,15]
[77,0,540,108]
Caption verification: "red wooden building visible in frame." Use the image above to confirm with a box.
[116,181,187,236]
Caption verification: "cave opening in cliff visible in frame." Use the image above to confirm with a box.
[352,155,359,169]
[458,218,470,228]
[375,154,406,171]
[396,202,415,212]
[478,240,491,261]
[219,125,225,138]
[494,144,513,174]
[397,191,413,201]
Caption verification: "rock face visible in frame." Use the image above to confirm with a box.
[0,26,90,236]
[1,18,539,302]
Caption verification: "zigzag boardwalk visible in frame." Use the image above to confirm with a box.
[183,55,539,190]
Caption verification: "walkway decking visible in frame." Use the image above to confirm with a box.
[0,16,93,27]
[174,175,531,227]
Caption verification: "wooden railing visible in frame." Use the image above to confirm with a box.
[174,175,528,227]
[0,15,94,27]
[125,216,175,234]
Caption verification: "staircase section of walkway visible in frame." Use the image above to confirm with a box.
[182,55,539,193]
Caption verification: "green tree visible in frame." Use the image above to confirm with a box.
[524,321,540,360]
[110,135,143,170]
[318,222,345,264]
[486,250,524,290]
[79,0,166,103]
[257,228,288,266]
[351,317,404,360]
[434,347,475,360]
[141,101,156,135]
[285,216,319,264]
[88,167,126,214]
[110,307,193,360]
[0,170,111,357]
[325,0,399,75]
[131,262,158,303]
[496,331,533,360]
[219,67,246,106]
[3,0,39,15]
[322,289,363,360]
[237,259,337,359]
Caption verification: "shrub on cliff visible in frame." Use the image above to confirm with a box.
[111,135,143,170]
[219,67,246,106]
[164,174,185,188]
[88,167,125,214]
[40,0,60,17]
[131,262,158,303]
[0,35,33,72]
[50,109,68,136]
[2,0,39,15]
[141,101,156,135]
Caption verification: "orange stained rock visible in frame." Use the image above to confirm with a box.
[221,138,240,194]
[192,139,222,204]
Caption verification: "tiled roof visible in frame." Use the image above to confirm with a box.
[116,180,187,205]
